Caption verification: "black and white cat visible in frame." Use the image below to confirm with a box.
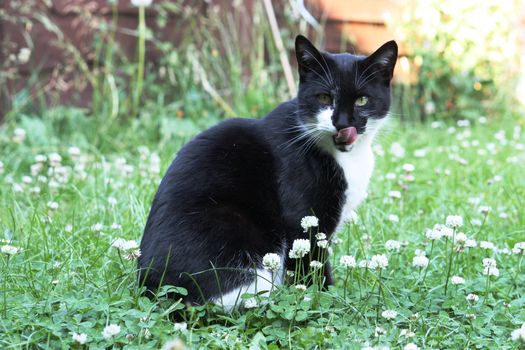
[138,35,397,310]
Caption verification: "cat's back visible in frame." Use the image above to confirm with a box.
[143,117,280,235]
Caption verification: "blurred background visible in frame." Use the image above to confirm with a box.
[1,0,524,145]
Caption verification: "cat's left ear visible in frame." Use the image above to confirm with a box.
[364,40,398,83]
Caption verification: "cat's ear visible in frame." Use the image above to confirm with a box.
[363,40,398,83]
[295,35,325,77]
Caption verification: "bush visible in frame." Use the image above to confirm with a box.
[393,0,522,122]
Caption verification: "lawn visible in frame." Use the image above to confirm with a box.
[1,110,524,349]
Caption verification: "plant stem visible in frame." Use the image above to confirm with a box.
[421,240,434,286]
[133,5,146,117]
[376,269,383,322]
[444,230,456,295]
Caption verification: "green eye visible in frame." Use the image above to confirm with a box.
[355,96,369,107]
[317,94,332,105]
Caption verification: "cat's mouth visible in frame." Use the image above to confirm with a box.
[333,126,358,147]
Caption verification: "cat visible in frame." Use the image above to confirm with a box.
[138,35,397,310]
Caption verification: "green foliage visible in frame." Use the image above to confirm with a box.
[1,110,524,349]
[394,0,522,122]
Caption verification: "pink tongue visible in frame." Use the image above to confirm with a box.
[334,126,358,145]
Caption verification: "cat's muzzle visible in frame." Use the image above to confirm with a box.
[333,126,358,146]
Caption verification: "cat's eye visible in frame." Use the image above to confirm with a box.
[355,96,369,107]
[317,94,332,105]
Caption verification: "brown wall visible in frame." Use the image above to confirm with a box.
[0,0,405,117]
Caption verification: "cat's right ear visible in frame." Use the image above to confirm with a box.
[295,35,324,77]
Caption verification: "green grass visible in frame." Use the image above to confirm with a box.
[0,110,524,349]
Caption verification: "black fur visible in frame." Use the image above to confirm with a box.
[138,35,397,304]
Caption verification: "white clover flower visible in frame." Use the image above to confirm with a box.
[402,163,415,172]
[47,201,59,211]
[511,324,525,342]
[436,224,453,238]
[358,259,369,268]
[446,215,463,228]
[124,249,142,261]
[513,242,525,254]
[480,241,495,251]
[465,238,477,248]
[173,322,187,331]
[29,186,41,195]
[131,0,153,6]
[388,214,399,223]
[112,238,139,251]
[388,190,401,199]
[12,183,23,192]
[1,245,20,255]
[374,326,386,337]
[454,232,467,244]
[471,219,482,226]
[400,329,415,338]
[143,328,151,339]
[34,154,47,163]
[340,255,356,268]
[317,240,328,249]
[425,228,442,241]
[390,142,405,158]
[262,253,281,272]
[300,216,319,232]
[22,176,32,184]
[48,153,62,165]
[30,163,44,176]
[414,249,426,257]
[68,146,81,157]
[108,197,117,206]
[162,338,186,350]
[451,276,465,285]
[404,174,415,182]
[310,260,323,269]
[385,172,396,180]
[102,324,121,339]
[412,255,429,268]
[385,239,401,252]
[381,309,397,320]
[369,254,388,270]
[91,223,103,232]
[483,266,500,277]
[414,148,427,157]
[479,206,491,214]
[295,284,307,292]
[315,232,326,240]
[111,222,122,230]
[65,224,73,233]
[243,298,258,309]
[72,332,88,344]
[403,343,419,350]
[13,128,26,143]
[466,293,479,302]
[482,258,497,268]
[286,270,295,277]
[289,239,310,259]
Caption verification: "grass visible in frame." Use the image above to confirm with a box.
[0,108,524,349]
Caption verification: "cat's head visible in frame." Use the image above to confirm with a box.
[294,35,398,152]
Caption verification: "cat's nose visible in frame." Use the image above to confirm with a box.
[333,113,351,131]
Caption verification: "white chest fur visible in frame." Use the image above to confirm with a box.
[333,140,375,232]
